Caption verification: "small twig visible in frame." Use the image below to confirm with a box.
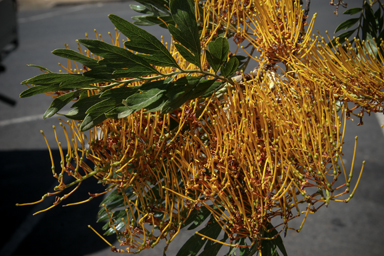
[304,0,311,17]
[330,0,348,15]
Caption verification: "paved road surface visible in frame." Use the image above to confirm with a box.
[1,1,383,255]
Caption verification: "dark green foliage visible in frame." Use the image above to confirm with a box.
[26,64,52,73]
[168,0,201,67]
[109,14,180,68]
[206,37,230,73]
[52,48,100,69]
[65,94,101,120]
[129,0,173,27]
[176,216,222,256]
[97,187,134,236]
[335,18,359,33]
[259,223,287,256]
[221,57,240,78]
[186,206,212,230]
[20,0,234,131]
[43,90,81,119]
[330,1,384,60]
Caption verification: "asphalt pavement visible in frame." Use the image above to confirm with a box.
[1,1,384,256]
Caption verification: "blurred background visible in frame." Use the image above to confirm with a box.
[0,0,383,255]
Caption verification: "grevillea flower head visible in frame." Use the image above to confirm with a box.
[18,0,383,254]
[173,71,364,247]
[17,31,206,252]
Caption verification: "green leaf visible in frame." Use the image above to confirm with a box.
[176,218,222,256]
[259,222,287,256]
[168,0,200,67]
[168,24,198,59]
[174,43,200,67]
[261,240,278,256]
[131,14,174,27]
[98,188,135,237]
[21,73,67,85]
[43,90,81,119]
[109,14,179,68]
[379,29,384,41]
[124,87,167,111]
[129,4,152,14]
[343,7,362,15]
[363,2,377,37]
[52,49,100,69]
[81,113,106,131]
[162,77,215,113]
[84,97,116,116]
[236,55,251,71]
[206,51,220,74]
[208,37,229,63]
[176,231,206,256]
[102,79,171,118]
[198,233,228,256]
[58,75,105,90]
[238,238,251,256]
[201,81,223,98]
[80,99,116,130]
[80,88,135,130]
[221,57,239,78]
[375,8,383,32]
[105,106,135,119]
[206,37,229,73]
[98,188,133,217]
[100,86,140,99]
[364,33,378,57]
[78,39,160,76]
[187,206,211,230]
[169,0,199,50]
[111,66,161,79]
[143,96,167,113]
[26,64,52,73]
[334,18,359,33]
[65,94,101,120]
[131,16,159,26]
[20,85,59,98]
[140,15,174,27]
[124,80,170,111]
[134,0,170,13]
[247,242,260,256]
[21,73,105,89]
[83,67,126,80]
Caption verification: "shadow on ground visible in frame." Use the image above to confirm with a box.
[0,150,116,256]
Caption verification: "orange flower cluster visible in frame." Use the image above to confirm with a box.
[175,70,364,244]
[18,0,384,253]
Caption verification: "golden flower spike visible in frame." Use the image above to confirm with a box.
[18,0,382,254]
[176,71,365,247]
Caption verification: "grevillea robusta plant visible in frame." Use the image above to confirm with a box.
[18,0,384,255]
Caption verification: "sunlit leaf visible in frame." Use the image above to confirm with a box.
[221,57,240,78]
[343,7,362,15]
[109,14,179,68]
[78,39,160,77]
[334,18,359,33]
[43,90,81,119]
